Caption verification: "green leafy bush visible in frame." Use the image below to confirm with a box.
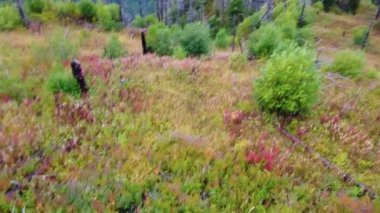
[132,15,145,28]
[79,0,96,22]
[237,10,264,40]
[47,66,81,97]
[103,34,127,59]
[248,23,282,58]
[254,45,320,116]
[57,1,79,19]
[105,3,120,21]
[0,74,33,102]
[0,5,22,31]
[48,29,78,61]
[146,24,173,56]
[132,14,158,28]
[229,53,248,72]
[173,46,187,59]
[96,5,121,31]
[352,26,368,46]
[180,22,211,57]
[26,0,45,14]
[330,49,365,78]
[31,29,77,65]
[214,28,231,49]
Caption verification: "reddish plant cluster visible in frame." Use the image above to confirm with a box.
[246,142,280,171]
[223,110,249,137]
[320,114,374,157]
[77,55,114,82]
[119,88,145,113]
[54,93,95,124]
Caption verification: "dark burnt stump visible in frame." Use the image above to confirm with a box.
[71,59,89,95]
[141,29,152,55]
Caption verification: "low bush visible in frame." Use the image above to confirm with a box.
[132,14,158,28]
[330,49,365,78]
[0,74,33,102]
[105,3,120,21]
[254,45,320,117]
[96,5,120,31]
[180,22,211,57]
[103,34,126,59]
[214,28,231,49]
[57,1,79,19]
[236,11,263,40]
[352,26,368,46]
[79,0,97,22]
[229,53,248,71]
[47,71,81,97]
[248,23,282,58]
[0,5,22,31]
[26,0,45,14]
[173,46,187,59]
[48,29,78,61]
[146,23,174,56]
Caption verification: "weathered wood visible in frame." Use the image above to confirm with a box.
[278,126,376,200]
[141,30,152,55]
[71,60,89,95]
[16,0,29,27]
[361,4,380,49]
[297,1,306,28]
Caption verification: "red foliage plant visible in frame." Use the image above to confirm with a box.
[246,142,280,171]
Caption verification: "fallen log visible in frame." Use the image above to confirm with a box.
[277,126,376,200]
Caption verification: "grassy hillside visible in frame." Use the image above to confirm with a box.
[0,2,380,212]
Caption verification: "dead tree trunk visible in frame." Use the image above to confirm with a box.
[262,0,275,22]
[16,0,29,27]
[141,30,151,55]
[138,0,144,17]
[118,0,128,26]
[71,60,89,96]
[297,1,306,28]
[232,15,237,52]
[361,5,380,49]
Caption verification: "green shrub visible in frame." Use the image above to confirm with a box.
[254,45,320,116]
[105,3,120,21]
[26,0,45,14]
[229,53,248,72]
[47,69,81,97]
[173,46,187,59]
[330,49,365,78]
[103,34,126,59]
[237,10,264,40]
[79,0,96,22]
[132,15,145,28]
[0,74,32,102]
[295,27,314,46]
[180,22,211,57]
[0,5,22,31]
[144,14,159,26]
[132,14,158,28]
[49,29,78,61]
[57,1,79,19]
[352,26,368,46]
[97,5,120,31]
[31,29,77,65]
[147,23,174,56]
[214,28,231,49]
[248,23,282,58]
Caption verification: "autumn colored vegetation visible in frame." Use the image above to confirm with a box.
[0,0,380,212]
